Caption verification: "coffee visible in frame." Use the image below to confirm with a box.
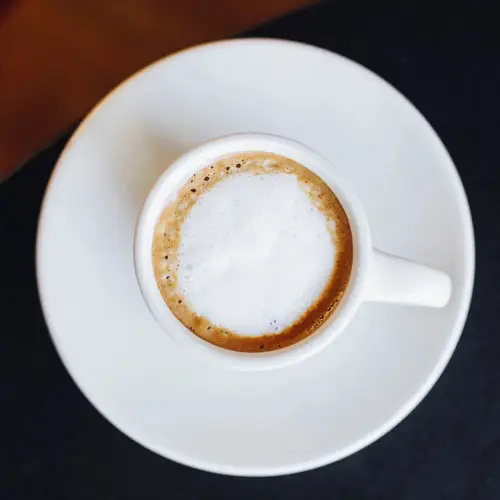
[152,152,353,352]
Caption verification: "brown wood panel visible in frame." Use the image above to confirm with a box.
[0,0,312,177]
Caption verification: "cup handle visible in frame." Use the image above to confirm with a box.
[365,249,452,307]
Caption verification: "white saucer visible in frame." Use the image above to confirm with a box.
[36,39,474,476]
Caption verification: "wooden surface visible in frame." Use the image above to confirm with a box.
[0,0,311,177]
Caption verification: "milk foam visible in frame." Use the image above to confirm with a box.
[177,173,336,336]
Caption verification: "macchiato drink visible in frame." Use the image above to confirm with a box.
[152,152,353,352]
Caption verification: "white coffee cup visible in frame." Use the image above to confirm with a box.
[134,133,451,370]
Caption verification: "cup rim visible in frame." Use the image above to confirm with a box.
[134,133,371,370]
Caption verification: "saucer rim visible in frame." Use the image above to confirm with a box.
[36,38,475,476]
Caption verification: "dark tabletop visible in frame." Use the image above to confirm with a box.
[1,0,499,498]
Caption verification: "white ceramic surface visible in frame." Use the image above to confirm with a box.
[36,39,474,476]
[134,133,452,371]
